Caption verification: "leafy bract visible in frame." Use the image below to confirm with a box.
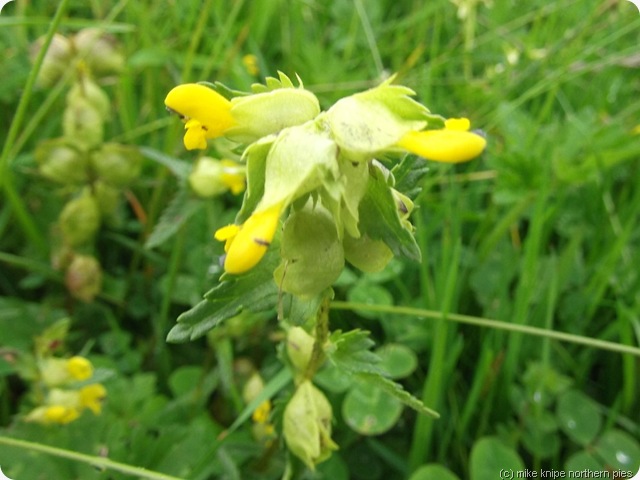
[358,163,421,261]
[166,248,280,342]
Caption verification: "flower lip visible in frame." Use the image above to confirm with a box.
[166,105,186,120]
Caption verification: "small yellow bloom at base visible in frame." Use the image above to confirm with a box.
[220,203,282,274]
[398,117,486,163]
[44,405,80,424]
[252,400,272,424]
[79,383,107,414]
[220,159,246,195]
[66,356,93,381]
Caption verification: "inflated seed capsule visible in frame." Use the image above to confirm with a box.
[274,205,344,297]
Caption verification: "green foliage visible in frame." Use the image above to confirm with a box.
[1,0,639,478]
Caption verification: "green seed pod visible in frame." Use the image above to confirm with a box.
[30,34,74,87]
[73,28,124,76]
[59,190,101,247]
[90,144,142,187]
[36,139,89,185]
[93,181,120,219]
[274,205,344,297]
[343,233,394,273]
[283,380,338,470]
[64,254,103,302]
[67,76,111,120]
[63,97,104,150]
[286,326,316,375]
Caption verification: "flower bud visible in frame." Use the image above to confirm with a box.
[63,97,104,150]
[283,380,338,469]
[188,157,245,197]
[40,358,74,387]
[90,143,142,187]
[274,205,344,297]
[286,326,315,375]
[66,356,93,381]
[67,76,111,119]
[30,34,74,87]
[343,234,394,273]
[59,191,101,247]
[36,139,89,185]
[64,254,103,302]
[73,28,124,75]
[93,181,121,218]
[242,372,265,404]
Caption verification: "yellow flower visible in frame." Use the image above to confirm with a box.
[252,400,272,424]
[188,158,246,197]
[397,117,486,163]
[164,83,236,150]
[214,203,282,274]
[66,356,93,381]
[242,54,260,76]
[44,405,80,424]
[79,383,107,414]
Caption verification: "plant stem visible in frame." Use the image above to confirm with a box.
[0,436,184,480]
[330,302,640,358]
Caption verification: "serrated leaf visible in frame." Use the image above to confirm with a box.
[325,329,384,375]
[392,154,430,200]
[167,248,280,343]
[356,372,439,418]
[140,146,191,179]
[358,164,421,261]
[145,189,203,249]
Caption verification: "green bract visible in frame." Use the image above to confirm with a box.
[274,203,344,297]
[326,79,429,162]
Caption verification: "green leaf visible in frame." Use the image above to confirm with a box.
[145,188,203,249]
[140,146,191,179]
[391,154,430,200]
[470,437,525,480]
[356,373,439,418]
[342,380,403,435]
[375,344,418,379]
[280,291,326,327]
[346,281,393,320]
[593,429,640,470]
[325,329,384,375]
[409,465,461,480]
[358,164,421,261]
[556,389,602,446]
[236,137,272,223]
[167,248,279,343]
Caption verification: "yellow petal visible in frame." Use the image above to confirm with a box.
[44,405,80,424]
[184,119,208,150]
[214,224,241,252]
[165,83,235,139]
[398,129,486,163]
[79,384,107,415]
[66,356,93,381]
[444,117,471,131]
[221,160,246,195]
[224,204,282,274]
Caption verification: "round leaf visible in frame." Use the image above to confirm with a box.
[593,429,640,470]
[347,281,393,319]
[564,451,604,470]
[375,343,418,379]
[342,380,403,435]
[410,464,461,480]
[470,437,525,480]
[556,389,602,446]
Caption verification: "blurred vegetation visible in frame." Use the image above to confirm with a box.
[1,0,639,479]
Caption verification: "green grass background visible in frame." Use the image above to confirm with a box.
[0,0,639,479]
